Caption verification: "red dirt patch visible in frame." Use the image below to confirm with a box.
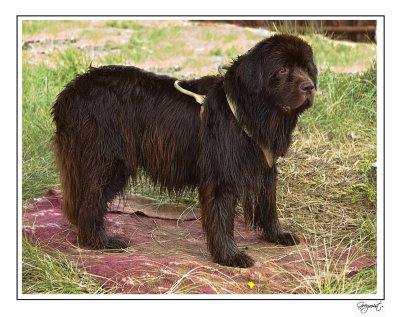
[22,189,375,294]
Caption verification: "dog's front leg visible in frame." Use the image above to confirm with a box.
[252,167,300,246]
[199,183,254,268]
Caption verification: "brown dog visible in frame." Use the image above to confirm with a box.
[52,34,317,268]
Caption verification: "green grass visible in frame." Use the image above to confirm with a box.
[223,34,238,43]
[22,237,109,294]
[106,20,145,31]
[21,20,377,295]
[78,29,103,42]
[22,20,91,36]
[210,48,223,56]
[308,266,377,294]
[283,243,376,294]
[307,34,376,69]
[23,63,61,201]
[301,60,377,140]
[269,22,375,69]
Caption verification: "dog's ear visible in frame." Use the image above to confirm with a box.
[236,55,264,94]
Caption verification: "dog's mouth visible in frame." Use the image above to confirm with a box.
[299,94,314,109]
[280,93,314,114]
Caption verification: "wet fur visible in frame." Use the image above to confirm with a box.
[52,34,317,267]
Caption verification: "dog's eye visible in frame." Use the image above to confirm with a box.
[279,67,288,74]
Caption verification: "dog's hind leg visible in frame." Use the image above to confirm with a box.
[199,183,254,268]
[77,159,131,249]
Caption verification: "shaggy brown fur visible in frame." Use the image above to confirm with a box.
[52,34,317,268]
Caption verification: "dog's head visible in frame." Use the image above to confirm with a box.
[225,34,318,115]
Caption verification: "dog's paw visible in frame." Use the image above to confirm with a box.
[276,231,300,246]
[79,234,128,250]
[215,251,255,268]
[104,236,129,249]
[263,230,300,246]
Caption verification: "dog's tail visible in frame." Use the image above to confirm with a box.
[51,93,81,226]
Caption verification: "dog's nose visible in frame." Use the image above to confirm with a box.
[300,82,315,93]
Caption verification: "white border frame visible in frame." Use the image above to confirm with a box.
[17,15,384,302]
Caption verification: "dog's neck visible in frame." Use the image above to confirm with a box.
[174,79,276,168]
[224,93,274,168]
[225,86,300,161]
[174,80,275,168]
